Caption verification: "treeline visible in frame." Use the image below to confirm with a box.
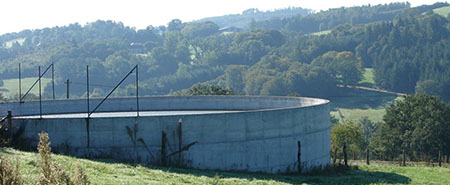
[331,94,450,163]
[250,2,447,33]
[0,2,449,101]
[197,7,313,30]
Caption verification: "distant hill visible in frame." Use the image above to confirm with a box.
[251,2,449,34]
[195,7,313,30]
[0,2,449,102]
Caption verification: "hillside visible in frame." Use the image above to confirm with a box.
[196,7,313,30]
[0,2,449,103]
[433,5,450,17]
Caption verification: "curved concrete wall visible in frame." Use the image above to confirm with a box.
[6,96,330,173]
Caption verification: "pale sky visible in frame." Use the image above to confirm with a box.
[0,0,445,35]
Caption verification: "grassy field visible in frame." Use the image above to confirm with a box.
[329,68,402,123]
[359,68,375,86]
[2,38,26,48]
[309,30,331,36]
[1,148,449,184]
[0,77,52,99]
[329,90,400,123]
[433,6,450,17]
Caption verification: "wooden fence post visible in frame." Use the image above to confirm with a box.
[297,141,301,173]
[161,131,167,166]
[402,149,406,166]
[366,148,370,165]
[343,143,348,166]
[438,151,442,167]
[7,110,12,144]
[177,118,182,166]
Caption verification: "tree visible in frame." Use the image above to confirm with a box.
[330,121,363,163]
[167,19,184,32]
[374,94,450,161]
[176,84,234,96]
[224,65,248,94]
[415,80,443,98]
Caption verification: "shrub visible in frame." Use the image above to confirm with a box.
[0,155,23,185]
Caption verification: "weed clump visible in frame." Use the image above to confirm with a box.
[0,155,23,185]
[36,132,90,185]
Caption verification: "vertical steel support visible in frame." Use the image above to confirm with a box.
[136,65,139,117]
[19,63,21,102]
[66,79,70,99]
[52,63,55,100]
[86,65,90,118]
[39,66,42,119]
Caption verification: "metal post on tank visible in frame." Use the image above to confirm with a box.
[39,66,42,119]
[136,65,139,117]
[86,65,90,118]
[19,63,22,103]
[65,79,71,99]
[52,63,55,100]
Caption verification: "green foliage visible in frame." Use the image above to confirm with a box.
[371,94,450,161]
[330,121,363,162]
[175,84,234,96]
[311,51,363,86]
[0,2,448,101]
[252,3,414,33]
[224,65,248,94]
[198,7,313,30]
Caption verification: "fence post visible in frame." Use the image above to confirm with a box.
[7,110,12,143]
[366,148,370,165]
[161,131,167,166]
[298,141,301,173]
[438,151,442,167]
[402,149,406,166]
[177,118,182,166]
[343,143,348,166]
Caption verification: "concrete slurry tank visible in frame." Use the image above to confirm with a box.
[2,96,330,173]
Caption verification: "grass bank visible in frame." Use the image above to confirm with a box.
[1,148,449,184]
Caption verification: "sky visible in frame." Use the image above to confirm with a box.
[0,0,446,35]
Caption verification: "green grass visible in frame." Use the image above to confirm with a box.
[1,148,449,184]
[309,30,331,36]
[0,77,52,99]
[2,38,26,48]
[331,108,386,123]
[433,6,450,17]
[329,87,402,123]
[359,68,375,86]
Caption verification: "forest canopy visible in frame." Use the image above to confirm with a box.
[0,2,449,101]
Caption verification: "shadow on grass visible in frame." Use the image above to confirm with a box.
[90,158,411,185]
